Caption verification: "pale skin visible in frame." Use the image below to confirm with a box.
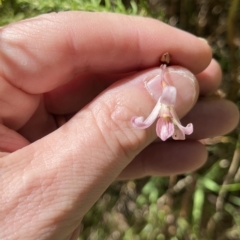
[0,12,239,240]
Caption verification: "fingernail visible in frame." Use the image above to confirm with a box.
[145,69,165,101]
[166,67,198,115]
[198,37,209,45]
[145,67,198,115]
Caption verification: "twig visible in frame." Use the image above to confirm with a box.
[216,134,240,211]
[207,134,240,237]
[227,0,240,101]
[180,174,196,217]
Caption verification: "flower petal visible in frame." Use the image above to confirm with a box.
[172,127,185,140]
[169,107,193,140]
[170,108,193,135]
[160,86,176,106]
[179,123,193,135]
[172,123,193,140]
[160,64,166,79]
[131,101,161,129]
[156,118,174,141]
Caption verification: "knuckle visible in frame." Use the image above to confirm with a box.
[89,98,147,162]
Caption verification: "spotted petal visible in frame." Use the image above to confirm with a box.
[170,107,193,140]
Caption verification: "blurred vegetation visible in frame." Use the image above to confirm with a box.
[1,0,240,239]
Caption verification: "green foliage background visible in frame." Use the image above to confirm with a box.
[1,0,240,239]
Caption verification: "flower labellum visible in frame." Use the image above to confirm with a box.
[131,86,193,141]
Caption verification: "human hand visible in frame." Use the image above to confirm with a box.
[0,12,238,240]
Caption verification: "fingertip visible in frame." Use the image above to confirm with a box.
[197,37,213,71]
[0,124,29,152]
[166,66,199,117]
[196,59,222,95]
[224,100,240,132]
[118,141,208,179]
[186,141,208,171]
[169,33,212,74]
[153,141,208,176]
[182,99,239,139]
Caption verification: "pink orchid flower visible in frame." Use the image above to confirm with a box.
[131,86,193,141]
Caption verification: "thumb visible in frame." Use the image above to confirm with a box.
[1,67,198,239]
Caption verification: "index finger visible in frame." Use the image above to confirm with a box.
[0,11,212,94]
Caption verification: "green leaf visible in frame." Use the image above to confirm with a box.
[192,187,204,234]
[202,177,220,192]
[222,183,240,192]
